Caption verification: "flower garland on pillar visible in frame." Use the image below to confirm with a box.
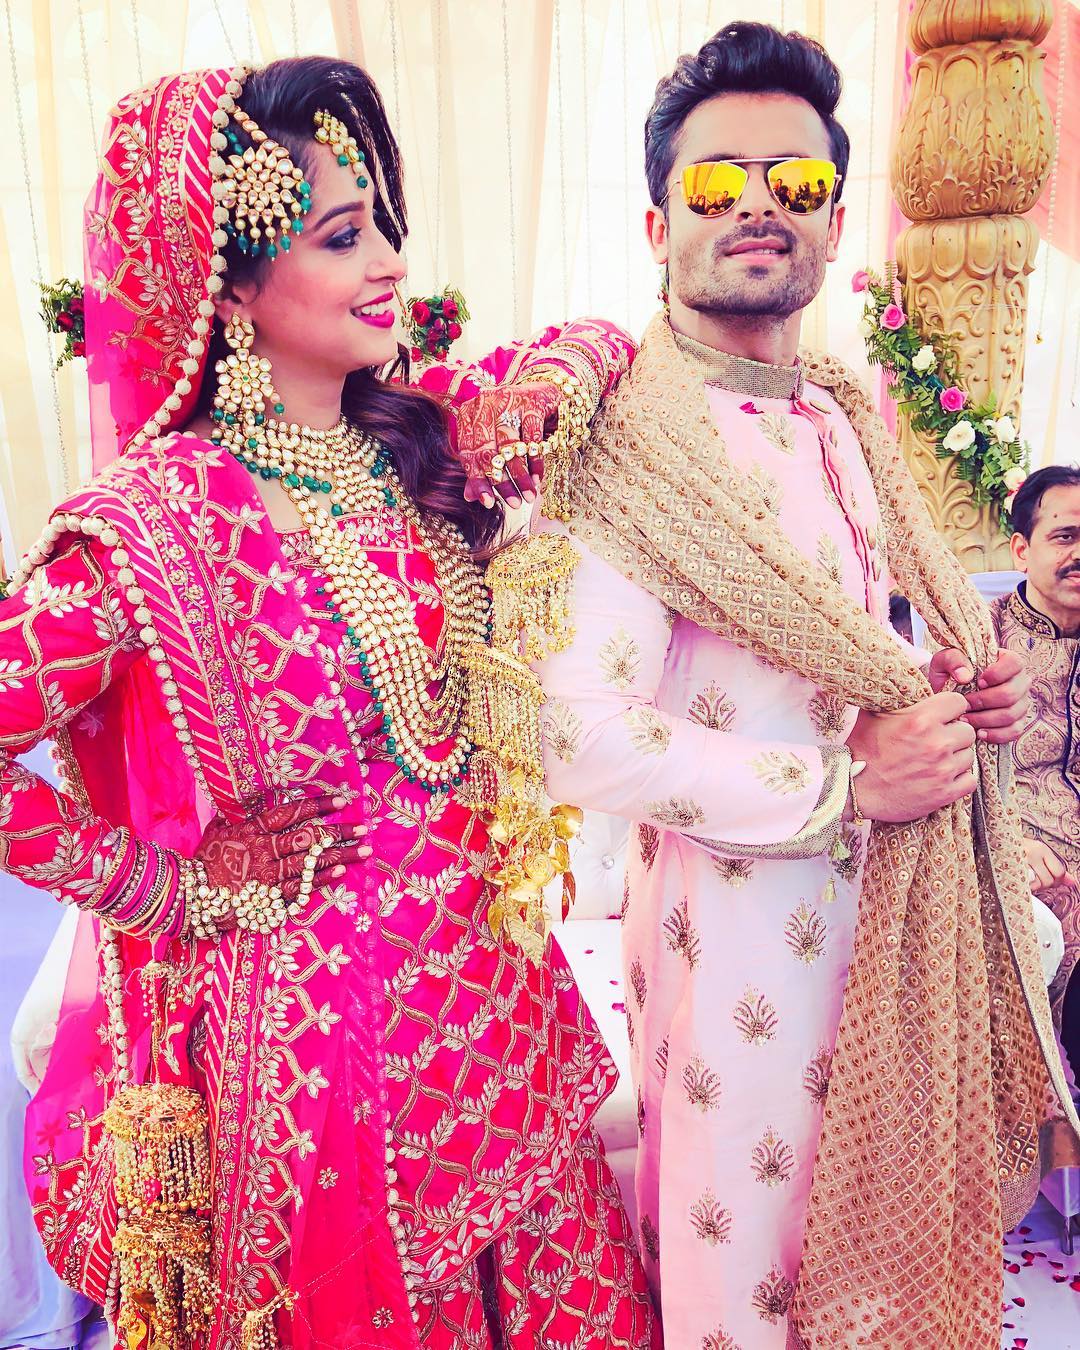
[39,278,86,368]
[406,286,470,363]
[855,265,1030,526]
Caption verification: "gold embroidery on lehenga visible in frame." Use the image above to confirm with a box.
[701,1327,741,1350]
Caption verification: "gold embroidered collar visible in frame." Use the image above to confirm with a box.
[672,326,804,401]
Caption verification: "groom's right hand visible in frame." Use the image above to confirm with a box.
[845,692,978,822]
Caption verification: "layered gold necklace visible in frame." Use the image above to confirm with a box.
[212,409,489,791]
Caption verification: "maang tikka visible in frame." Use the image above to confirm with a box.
[212,107,312,260]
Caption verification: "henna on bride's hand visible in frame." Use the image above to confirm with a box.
[455,382,561,508]
[195,793,360,890]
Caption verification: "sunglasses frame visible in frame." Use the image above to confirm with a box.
[665,156,842,218]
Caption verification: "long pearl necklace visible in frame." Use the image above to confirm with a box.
[214,413,489,791]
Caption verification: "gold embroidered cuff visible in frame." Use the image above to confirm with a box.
[688,745,852,862]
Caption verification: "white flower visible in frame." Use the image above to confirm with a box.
[942,420,976,453]
[911,344,936,373]
[857,316,875,340]
[1004,465,1027,491]
[993,415,1018,444]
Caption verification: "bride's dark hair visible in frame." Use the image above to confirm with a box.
[198,55,500,554]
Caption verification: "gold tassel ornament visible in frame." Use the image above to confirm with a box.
[103,1084,215,1348]
[466,532,586,965]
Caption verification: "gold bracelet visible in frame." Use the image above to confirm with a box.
[848,759,868,827]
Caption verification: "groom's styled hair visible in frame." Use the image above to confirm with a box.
[644,21,850,209]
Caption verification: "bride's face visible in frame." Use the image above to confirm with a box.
[216,142,406,378]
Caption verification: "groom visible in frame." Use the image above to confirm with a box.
[532,21,1045,1350]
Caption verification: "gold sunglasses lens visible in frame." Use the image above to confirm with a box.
[681,161,749,217]
[766,158,837,214]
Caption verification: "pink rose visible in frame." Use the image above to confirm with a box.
[447,321,462,339]
[879,304,905,331]
[939,385,967,413]
[411,300,431,325]
[443,298,458,318]
[851,270,870,293]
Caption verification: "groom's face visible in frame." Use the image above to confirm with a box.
[648,92,844,323]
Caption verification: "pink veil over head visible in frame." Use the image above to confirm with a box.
[84,66,233,471]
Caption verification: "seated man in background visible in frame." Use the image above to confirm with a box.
[992,464,1080,1073]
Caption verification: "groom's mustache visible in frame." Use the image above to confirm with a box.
[712,222,799,261]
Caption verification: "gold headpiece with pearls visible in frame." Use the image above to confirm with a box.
[210,105,312,261]
[313,108,369,189]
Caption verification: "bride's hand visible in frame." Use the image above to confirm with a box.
[453,381,562,509]
[195,793,371,903]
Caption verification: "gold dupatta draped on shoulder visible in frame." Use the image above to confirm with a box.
[561,315,1079,1348]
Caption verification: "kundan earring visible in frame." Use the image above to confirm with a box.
[210,315,286,454]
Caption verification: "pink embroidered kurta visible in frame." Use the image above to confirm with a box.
[537,377,901,1348]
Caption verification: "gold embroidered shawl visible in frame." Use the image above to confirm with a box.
[568,314,1079,1348]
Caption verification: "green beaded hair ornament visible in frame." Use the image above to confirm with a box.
[313,108,369,190]
[211,105,312,261]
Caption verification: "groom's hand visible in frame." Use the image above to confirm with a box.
[929,647,1030,745]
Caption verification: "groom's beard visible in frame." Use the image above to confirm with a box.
[671,226,827,321]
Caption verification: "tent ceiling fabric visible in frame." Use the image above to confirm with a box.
[0,0,1076,560]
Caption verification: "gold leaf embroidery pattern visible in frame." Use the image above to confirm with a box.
[747,462,783,515]
[807,689,849,740]
[750,1127,796,1187]
[816,533,844,588]
[785,902,827,966]
[821,467,841,510]
[687,681,736,731]
[640,1213,660,1262]
[662,899,702,970]
[629,958,648,1010]
[645,796,706,829]
[599,626,641,689]
[689,1189,732,1246]
[541,699,583,764]
[752,1267,796,1324]
[751,750,810,796]
[733,987,778,1045]
[713,856,754,887]
[702,1329,741,1350]
[803,1045,833,1104]
[638,823,660,870]
[757,412,796,456]
[682,1054,723,1112]
[623,705,671,755]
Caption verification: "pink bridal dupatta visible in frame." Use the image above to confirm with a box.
[22,68,415,1349]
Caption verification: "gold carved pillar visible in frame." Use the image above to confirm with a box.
[891,0,1056,571]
